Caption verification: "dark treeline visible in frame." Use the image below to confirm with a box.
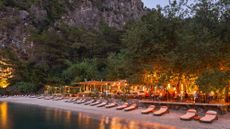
[0,0,229,94]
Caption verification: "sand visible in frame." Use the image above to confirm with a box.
[0,96,230,129]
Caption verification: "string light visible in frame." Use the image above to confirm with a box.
[0,59,13,88]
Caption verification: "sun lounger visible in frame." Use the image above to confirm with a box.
[78,99,88,104]
[124,103,138,111]
[43,96,49,100]
[75,98,86,104]
[105,102,117,108]
[53,97,62,101]
[52,97,58,101]
[116,103,129,110]
[37,96,45,99]
[67,98,80,103]
[44,96,54,100]
[55,97,64,101]
[74,99,82,104]
[153,106,169,116]
[199,110,218,123]
[29,95,37,98]
[84,99,95,105]
[97,101,108,107]
[180,109,197,120]
[90,100,102,106]
[71,98,80,103]
[65,98,75,103]
[141,105,155,114]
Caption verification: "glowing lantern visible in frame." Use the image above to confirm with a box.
[181,84,184,92]
[167,84,171,90]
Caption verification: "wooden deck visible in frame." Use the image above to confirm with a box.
[139,100,230,114]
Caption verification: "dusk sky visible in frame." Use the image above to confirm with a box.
[142,0,170,8]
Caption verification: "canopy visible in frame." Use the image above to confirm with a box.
[78,80,127,86]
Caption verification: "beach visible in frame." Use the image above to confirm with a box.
[0,97,230,129]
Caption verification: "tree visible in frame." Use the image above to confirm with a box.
[29,29,70,85]
[15,82,38,94]
[62,59,100,84]
[106,51,129,80]
[196,69,229,102]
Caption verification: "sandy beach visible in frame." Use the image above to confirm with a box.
[0,97,230,129]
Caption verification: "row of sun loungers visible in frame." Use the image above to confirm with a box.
[72,98,137,112]
[116,103,138,111]
[140,105,218,123]
[30,95,219,123]
[180,109,218,123]
[140,105,169,116]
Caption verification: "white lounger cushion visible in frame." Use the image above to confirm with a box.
[200,110,218,122]
[180,109,197,120]
[105,103,117,108]
[97,102,107,107]
[91,101,101,106]
[141,105,155,114]
[116,103,128,109]
[154,106,168,115]
[124,104,137,111]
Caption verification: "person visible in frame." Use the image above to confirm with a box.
[184,91,188,100]
[145,92,149,98]
[166,90,170,101]
[207,92,214,103]
[193,91,198,103]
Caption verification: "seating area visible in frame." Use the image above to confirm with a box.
[14,95,221,123]
[179,109,218,123]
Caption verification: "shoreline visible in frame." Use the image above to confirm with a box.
[1,97,230,129]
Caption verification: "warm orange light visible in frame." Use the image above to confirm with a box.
[0,59,13,88]
[167,84,171,90]
[0,102,8,129]
[181,84,184,91]
[173,87,176,91]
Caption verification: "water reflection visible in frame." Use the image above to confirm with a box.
[0,102,176,129]
[0,102,8,129]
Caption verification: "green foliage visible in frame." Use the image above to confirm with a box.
[106,51,129,80]
[121,0,230,87]
[2,0,38,10]
[0,0,4,8]
[0,88,5,95]
[43,0,68,22]
[62,59,100,83]
[15,82,38,93]
[196,70,229,92]
[28,30,70,85]
[2,0,229,94]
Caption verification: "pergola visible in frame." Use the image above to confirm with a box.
[78,80,127,93]
[79,81,111,86]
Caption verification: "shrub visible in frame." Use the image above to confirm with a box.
[15,82,38,94]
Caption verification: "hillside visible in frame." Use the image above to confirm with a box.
[0,0,146,56]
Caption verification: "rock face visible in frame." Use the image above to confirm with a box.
[0,8,33,56]
[62,0,146,29]
[0,0,146,55]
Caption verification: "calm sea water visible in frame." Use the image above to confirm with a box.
[0,102,174,129]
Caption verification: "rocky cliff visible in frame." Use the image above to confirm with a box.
[61,0,146,29]
[0,0,146,55]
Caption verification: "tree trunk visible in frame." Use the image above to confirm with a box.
[176,73,182,93]
[224,86,229,102]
